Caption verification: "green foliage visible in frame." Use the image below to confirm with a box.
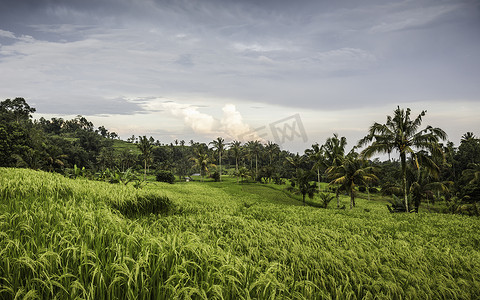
[155,170,175,184]
[318,192,335,208]
[359,106,447,212]
[210,171,220,182]
[1,168,480,299]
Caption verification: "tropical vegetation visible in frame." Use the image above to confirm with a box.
[1,97,480,298]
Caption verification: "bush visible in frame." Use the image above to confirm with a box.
[156,170,175,184]
[210,171,220,182]
[369,187,378,193]
[319,193,335,208]
[273,176,286,185]
[358,186,366,192]
[111,194,174,217]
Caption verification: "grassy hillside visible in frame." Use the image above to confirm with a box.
[1,168,479,299]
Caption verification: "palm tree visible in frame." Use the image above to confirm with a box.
[285,153,305,173]
[323,134,347,208]
[246,140,262,180]
[238,167,250,183]
[324,133,347,167]
[210,137,226,181]
[327,151,378,209]
[136,135,154,181]
[358,106,447,212]
[265,141,280,165]
[230,140,242,183]
[462,163,480,184]
[190,148,215,182]
[305,143,326,193]
[294,168,317,206]
[461,132,476,143]
[409,163,452,212]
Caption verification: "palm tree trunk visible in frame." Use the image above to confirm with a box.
[219,152,222,182]
[401,153,409,212]
[303,194,306,206]
[317,168,321,193]
[255,154,258,180]
[144,160,147,181]
[336,188,340,208]
[236,157,239,184]
[350,193,354,209]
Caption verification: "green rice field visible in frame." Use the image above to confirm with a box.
[1,168,479,299]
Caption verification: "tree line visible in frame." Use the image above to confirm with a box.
[1,98,479,213]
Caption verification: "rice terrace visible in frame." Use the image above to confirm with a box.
[1,97,480,299]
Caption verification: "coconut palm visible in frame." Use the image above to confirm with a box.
[285,153,305,173]
[327,151,378,209]
[462,163,480,185]
[246,140,262,180]
[305,143,326,193]
[230,140,242,183]
[323,133,347,167]
[358,106,447,212]
[210,137,227,182]
[265,141,280,165]
[136,135,154,181]
[323,134,347,208]
[409,163,452,212]
[294,168,317,206]
[190,150,215,182]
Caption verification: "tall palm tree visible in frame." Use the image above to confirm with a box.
[137,135,154,181]
[294,168,317,206]
[323,134,347,208]
[323,133,347,167]
[230,140,242,183]
[285,153,305,173]
[327,151,378,209]
[246,140,262,180]
[265,141,280,165]
[305,143,326,193]
[210,137,226,181]
[358,106,447,212]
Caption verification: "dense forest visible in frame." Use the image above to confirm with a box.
[1,97,479,214]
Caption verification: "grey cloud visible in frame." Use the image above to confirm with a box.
[0,0,479,116]
[34,96,144,115]
[174,54,194,67]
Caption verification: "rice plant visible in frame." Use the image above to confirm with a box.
[1,167,480,299]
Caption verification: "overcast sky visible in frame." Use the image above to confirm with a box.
[1,0,479,152]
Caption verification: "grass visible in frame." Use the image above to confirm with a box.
[1,168,480,299]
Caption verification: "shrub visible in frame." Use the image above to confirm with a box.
[156,170,175,184]
[369,187,378,193]
[319,193,335,209]
[273,176,285,185]
[210,171,220,182]
[358,186,366,192]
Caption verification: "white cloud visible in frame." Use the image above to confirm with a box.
[162,102,217,134]
[220,104,260,141]
[150,100,261,141]
[0,29,16,39]
[369,3,460,33]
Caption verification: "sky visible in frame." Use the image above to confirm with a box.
[1,0,479,153]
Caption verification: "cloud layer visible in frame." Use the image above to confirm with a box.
[1,0,479,148]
